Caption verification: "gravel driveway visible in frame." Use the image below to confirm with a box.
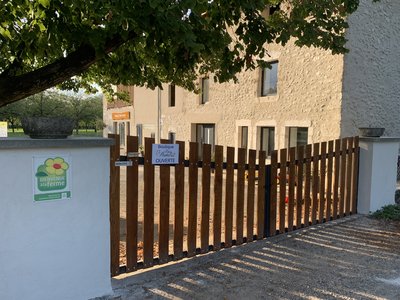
[110,215,400,300]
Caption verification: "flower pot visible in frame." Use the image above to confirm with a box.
[358,127,385,137]
[21,117,75,139]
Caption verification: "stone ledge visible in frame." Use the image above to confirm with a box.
[0,137,114,149]
[360,137,400,143]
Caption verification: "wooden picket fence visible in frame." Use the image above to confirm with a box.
[108,134,359,277]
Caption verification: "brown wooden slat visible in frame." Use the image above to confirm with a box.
[126,135,138,272]
[288,148,296,231]
[339,138,347,218]
[257,150,266,239]
[246,149,256,242]
[200,144,211,253]
[143,137,155,267]
[296,146,304,229]
[213,145,223,250]
[311,143,319,225]
[325,140,334,221]
[270,150,278,236]
[318,142,327,223]
[351,137,360,213]
[225,147,235,247]
[333,139,341,219]
[188,142,198,256]
[109,134,120,276]
[303,145,312,227]
[345,137,354,216]
[236,148,246,245]
[174,141,185,259]
[279,148,287,233]
[143,138,154,267]
[158,139,170,263]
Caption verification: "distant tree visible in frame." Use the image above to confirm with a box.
[0,100,24,132]
[65,95,102,134]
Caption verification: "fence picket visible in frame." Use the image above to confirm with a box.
[143,137,155,267]
[201,144,211,253]
[351,137,360,213]
[109,134,120,276]
[311,143,320,225]
[236,148,246,244]
[126,136,138,271]
[304,145,312,227]
[288,148,296,231]
[246,149,256,241]
[188,142,198,256]
[257,150,266,238]
[319,142,327,223]
[158,139,170,263]
[279,148,287,233]
[174,141,185,259]
[333,139,341,219]
[224,147,235,247]
[339,138,347,218]
[325,141,334,221]
[270,150,278,236]
[213,145,223,250]
[345,137,354,216]
[296,146,304,229]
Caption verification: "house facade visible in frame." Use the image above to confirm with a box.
[103,0,400,156]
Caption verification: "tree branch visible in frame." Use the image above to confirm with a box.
[0,33,134,107]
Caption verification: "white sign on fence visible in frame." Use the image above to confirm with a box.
[152,144,179,164]
[0,122,7,137]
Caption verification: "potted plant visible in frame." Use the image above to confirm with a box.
[21,92,75,139]
[358,126,385,137]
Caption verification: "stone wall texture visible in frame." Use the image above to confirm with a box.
[341,0,400,137]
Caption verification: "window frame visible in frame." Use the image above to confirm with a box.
[168,84,176,107]
[260,61,278,97]
[259,126,275,157]
[200,77,209,104]
[288,127,308,148]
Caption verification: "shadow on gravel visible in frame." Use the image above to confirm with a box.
[112,216,400,300]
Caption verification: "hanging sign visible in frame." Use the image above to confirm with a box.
[33,155,72,202]
[152,144,179,164]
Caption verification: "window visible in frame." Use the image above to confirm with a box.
[196,124,215,159]
[150,132,155,139]
[239,126,248,149]
[201,77,209,104]
[119,122,126,146]
[168,132,176,144]
[260,127,275,156]
[288,127,308,147]
[261,61,278,96]
[136,124,143,147]
[113,122,118,134]
[168,84,176,107]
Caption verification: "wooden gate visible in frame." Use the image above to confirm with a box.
[109,135,359,276]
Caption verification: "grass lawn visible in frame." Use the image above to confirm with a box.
[7,128,103,137]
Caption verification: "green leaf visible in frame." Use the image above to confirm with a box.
[0,27,11,39]
[38,0,50,8]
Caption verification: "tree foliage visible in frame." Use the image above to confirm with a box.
[0,0,361,106]
[0,91,103,131]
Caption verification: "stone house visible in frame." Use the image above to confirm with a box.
[103,0,400,156]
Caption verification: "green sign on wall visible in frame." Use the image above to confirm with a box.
[33,155,72,201]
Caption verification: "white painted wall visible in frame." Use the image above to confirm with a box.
[0,144,112,300]
[358,138,400,214]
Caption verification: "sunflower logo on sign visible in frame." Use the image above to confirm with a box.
[35,157,69,191]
